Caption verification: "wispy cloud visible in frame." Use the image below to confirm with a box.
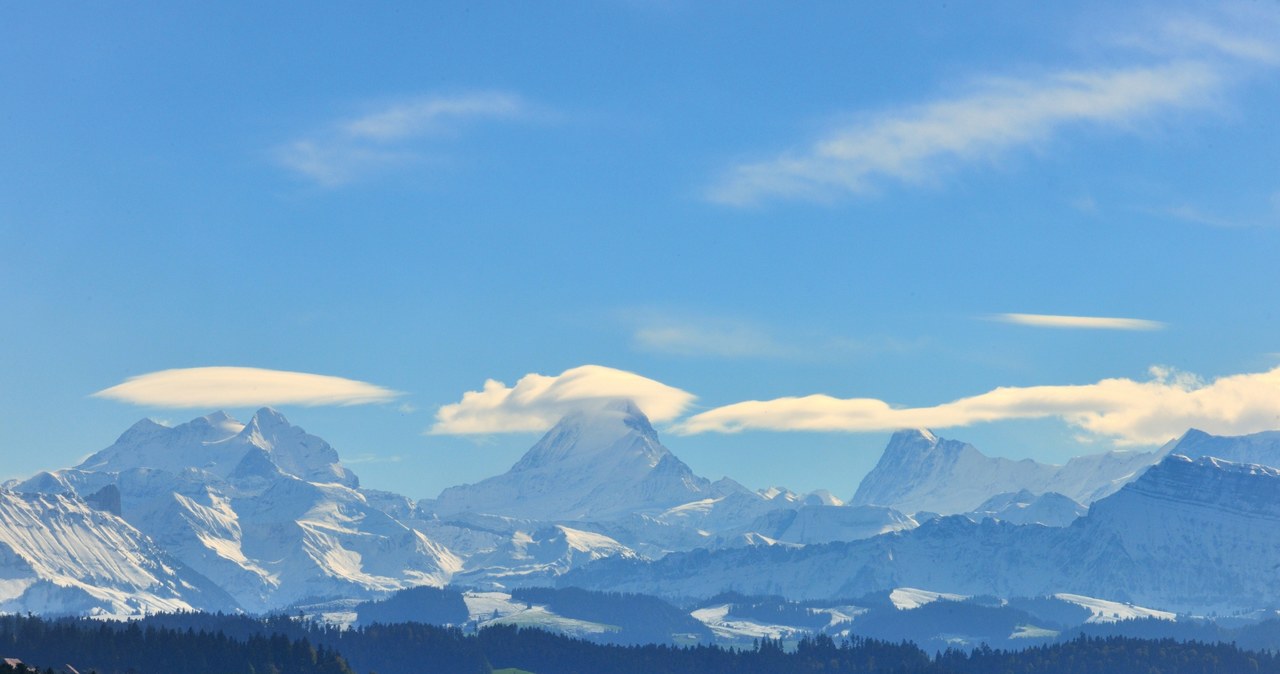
[707,9,1280,207]
[1164,204,1247,228]
[992,313,1165,331]
[626,310,898,360]
[274,92,526,186]
[674,364,1280,446]
[430,364,695,434]
[1162,199,1280,229]
[708,62,1220,205]
[93,366,401,408]
[630,314,794,359]
[1137,11,1280,64]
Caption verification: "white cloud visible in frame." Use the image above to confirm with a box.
[1147,12,1280,64]
[430,364,696,434]
[274,92,526,186]
[342,93,523,141]
[992,313,1165,331]
[92,366,401,408]
[674,365,1280,446]
[708,62,1220,205]
[707,9,1280,207]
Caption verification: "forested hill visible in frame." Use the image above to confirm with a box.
[2,612,1280,674]
[0,613,354,674]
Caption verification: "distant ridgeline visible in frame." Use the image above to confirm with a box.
[2,612,1280,674]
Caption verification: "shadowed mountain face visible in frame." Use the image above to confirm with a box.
[430,399,712,521]
[967,490,1087,527]
[851,429,1163,514]
[564,453,1280,612]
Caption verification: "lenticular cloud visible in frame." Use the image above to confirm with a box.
[93,366,401,408]
[430,364,696,434]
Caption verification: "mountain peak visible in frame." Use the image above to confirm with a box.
[512,399,661,471]
[431,400,710,520]
[557,398,658,438]
[1164,428,1280,470]
[246,407,290,430]
[878,429,971,464]
[234,409,358,488]
[114,417,169,445]
[890,428,938,446]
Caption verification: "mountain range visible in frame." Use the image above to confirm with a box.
[4,399,1280,626]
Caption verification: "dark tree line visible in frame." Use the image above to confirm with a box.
[3,611,1280,674]
[937,635,1280,674]
[0,613,354,674]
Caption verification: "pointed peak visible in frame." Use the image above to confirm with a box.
[124,417,167,431]
[551,398,658,439]
[250,406,290,427]
[885,428,941,451]
[559,397,650,422]
[1168,427,1212,448]
[240,407,295,442]
[892,428,938,443]
[510,399,668,473]
[113,417,169,445]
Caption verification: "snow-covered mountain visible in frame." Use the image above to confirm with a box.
[563,452,1280,613]
[429,400,714,521]
[452,525,638,587]
[11,405,1280,620]
[728,504,917,546]
[966,490,1086,527]
[77,408,358,488]
[11,408,460,613]
[0,488,235,616]
[1162,428,1280,468]
[851,429,1162,514]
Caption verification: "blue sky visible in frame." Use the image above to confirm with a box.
[3,2,1279,500]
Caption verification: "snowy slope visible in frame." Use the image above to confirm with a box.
[452,525,636,587]
[851,429,1161,514]
[429,400,713,521]
[0,488,234,616]
[1052,593,1175,623]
